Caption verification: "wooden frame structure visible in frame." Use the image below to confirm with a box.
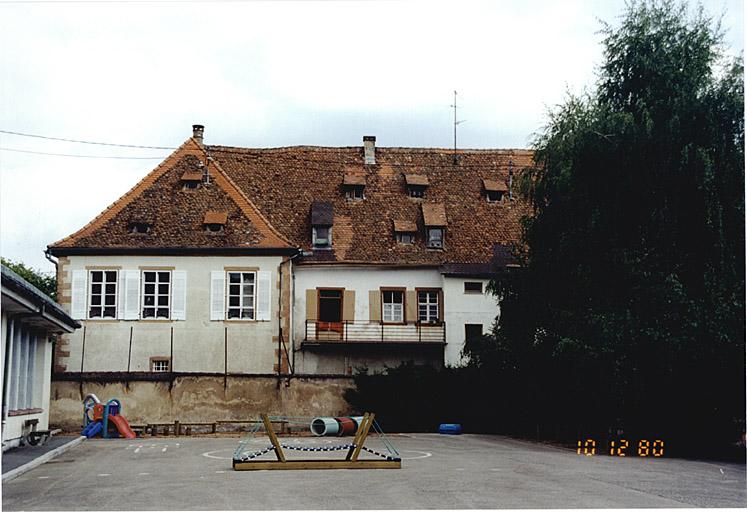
[232,413,401,471]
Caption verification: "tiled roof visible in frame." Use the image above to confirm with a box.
[49,134,532,264]
[181,169,203,181]
[310,201,334,226]
[212,144,532,264]
[393,220,417,232]
[483,179,509,192]
[48,139,292,252]
[422,203,447,227]
[343,173,366,186]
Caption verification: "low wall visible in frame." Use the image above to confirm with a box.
[50,374,355,431]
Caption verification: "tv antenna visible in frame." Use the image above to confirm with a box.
[450,90,466,164]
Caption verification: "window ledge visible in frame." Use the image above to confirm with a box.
[8,408,43,417]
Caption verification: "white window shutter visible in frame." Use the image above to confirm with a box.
[210,271,225,321]
[123,270,140,320]
[117,271,126,320]
[71,270,87,320]
[171,270,187,321]
[257,271,272,321]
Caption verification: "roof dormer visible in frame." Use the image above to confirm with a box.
[393,219,417,244]
[422,203,447,249]
[181,169,203,190]
[405,174,429,198]
[203,211,227,233]
[310,201,334,249]
[343,172,366,200]
[483,178,508,203]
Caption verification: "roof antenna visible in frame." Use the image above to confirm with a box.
[450,90,466,165]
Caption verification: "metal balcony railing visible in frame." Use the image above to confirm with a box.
[303,319,446,344]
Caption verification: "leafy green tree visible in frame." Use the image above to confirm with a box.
[469,0,744,451]
[1,257,57,301]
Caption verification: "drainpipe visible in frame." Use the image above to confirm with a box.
[2,316,16,428]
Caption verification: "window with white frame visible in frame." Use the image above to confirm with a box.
[142,270,171,319]
[88,270,118,318]
[313,226,332,248]
[151,358,170,372]
[418,290,440,323]
[427,228,444,249]
[227,271,256,320]
[382,290,404,323]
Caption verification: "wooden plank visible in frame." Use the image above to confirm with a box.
[261,414,286,462]
[349,413,375,462]
[346,412,369,461]
[233,459,401,471]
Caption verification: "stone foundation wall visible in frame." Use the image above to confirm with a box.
[50,374,355,430]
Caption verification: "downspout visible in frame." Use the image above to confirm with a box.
[2,316,15,429]
[277,249,302,386]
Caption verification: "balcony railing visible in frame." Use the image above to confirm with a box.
[303,319,446,344]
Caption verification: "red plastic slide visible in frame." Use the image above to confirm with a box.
[108,414,136,439]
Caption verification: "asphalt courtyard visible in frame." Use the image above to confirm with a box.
[2,434,745,510]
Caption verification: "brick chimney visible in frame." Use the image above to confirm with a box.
[363,135,376,165]
[192,124,204,143]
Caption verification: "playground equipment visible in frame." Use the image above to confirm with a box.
[233,413,401,471]
[82,394,136,439]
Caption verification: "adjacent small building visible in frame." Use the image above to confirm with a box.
[2,264,80,450]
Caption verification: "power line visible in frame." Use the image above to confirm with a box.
[0,129,177,150]
[0,147,167,159]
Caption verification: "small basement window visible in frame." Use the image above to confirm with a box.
[150,358,170,372]
[313,226,332,248]
[129,222,152,234]
[464,281,483,294]
[426,228,444,249]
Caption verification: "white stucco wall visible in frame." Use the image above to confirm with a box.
[58,255,284,374]
[442,277,499,366]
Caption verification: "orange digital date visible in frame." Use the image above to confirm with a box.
[577,438,664,457]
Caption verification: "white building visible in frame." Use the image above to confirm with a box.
[45,125,531,424]
[2,264,80,450]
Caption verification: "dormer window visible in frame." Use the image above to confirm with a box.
[483,179,508,203]
[181,170,203,190]
[422,203,447,250]
[427,228,444,249]
[313,226,331,248]
[310,201,334,250]
[129,222,152,234]
[203,211,227,234]
[343,173,366,200]
[393,220,417,245]
[405,174,429,199]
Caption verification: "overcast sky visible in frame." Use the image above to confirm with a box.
[0,0,743,274]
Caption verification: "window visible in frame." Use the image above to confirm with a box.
[313,226,332,248]
[427,228,444,249]
[205,223,223,233]
[408,187,425,198]
[227,271,255,320]
[465,324,483,342]
[418,290,440,323]
[397,233,415,244]
[486,190,504,203]
[382,290,404,323]
[346,186,364,200]
[142,270,171,319]
[151,358,170,372]
[89,270,118,318]
[464,281,483,294]
[130,222,151,234]
[183,180,200,190]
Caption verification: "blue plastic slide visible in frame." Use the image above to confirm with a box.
[81,421,104,438]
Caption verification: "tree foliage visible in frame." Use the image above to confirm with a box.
[466,0,744,452]
[1,257,57,300]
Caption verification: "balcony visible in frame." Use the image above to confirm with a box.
[302,319,446,347]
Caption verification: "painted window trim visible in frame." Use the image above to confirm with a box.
[87,269,119,319]
[416,287,443,324]
[380,287,406,325]
[140,269,172,320]
[225,270,257,321]
[149,357,171,373]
